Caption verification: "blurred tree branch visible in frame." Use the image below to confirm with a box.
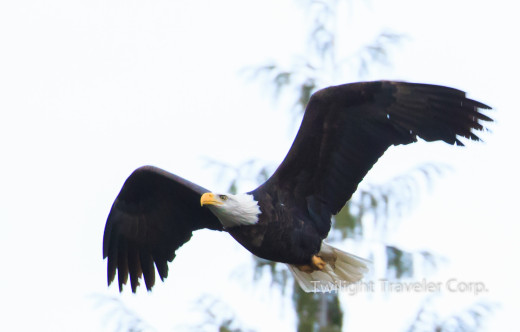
[406,297,498,332]
[92,295,156,332]
[194,297,256,332]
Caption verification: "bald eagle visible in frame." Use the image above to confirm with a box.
[103,81,491,293]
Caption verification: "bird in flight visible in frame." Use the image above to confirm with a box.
[102,80,492,293]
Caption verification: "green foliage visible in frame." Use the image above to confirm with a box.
[293,284,343,332]
[252,256,291,294]
[386,245,414,279]
[330,201,360,239]
[236,1,445,329]
[337,163,448,233]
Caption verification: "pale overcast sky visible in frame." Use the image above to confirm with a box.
[0,0,518,331]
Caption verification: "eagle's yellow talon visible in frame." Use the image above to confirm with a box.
[311,255,326,270]
[296,255,326,273]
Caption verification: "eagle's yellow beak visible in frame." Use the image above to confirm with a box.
[200,193,223,207]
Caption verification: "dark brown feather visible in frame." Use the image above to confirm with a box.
[103,166,223,292]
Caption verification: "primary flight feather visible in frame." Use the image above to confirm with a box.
[103,80,492,292]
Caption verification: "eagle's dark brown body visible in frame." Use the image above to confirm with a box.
[228,189,324,265]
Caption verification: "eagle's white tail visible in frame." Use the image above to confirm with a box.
[288,242,370,292]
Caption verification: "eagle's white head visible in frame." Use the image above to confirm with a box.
[200,192,261,228]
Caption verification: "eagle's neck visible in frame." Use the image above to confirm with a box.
[209,193,261,228]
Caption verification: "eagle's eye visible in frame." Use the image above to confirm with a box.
[219,195,228,201]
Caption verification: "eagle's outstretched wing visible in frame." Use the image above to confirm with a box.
[255,81,492,238]
[103,166,222,292]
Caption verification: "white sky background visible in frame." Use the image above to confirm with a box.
[0,0,518,331]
